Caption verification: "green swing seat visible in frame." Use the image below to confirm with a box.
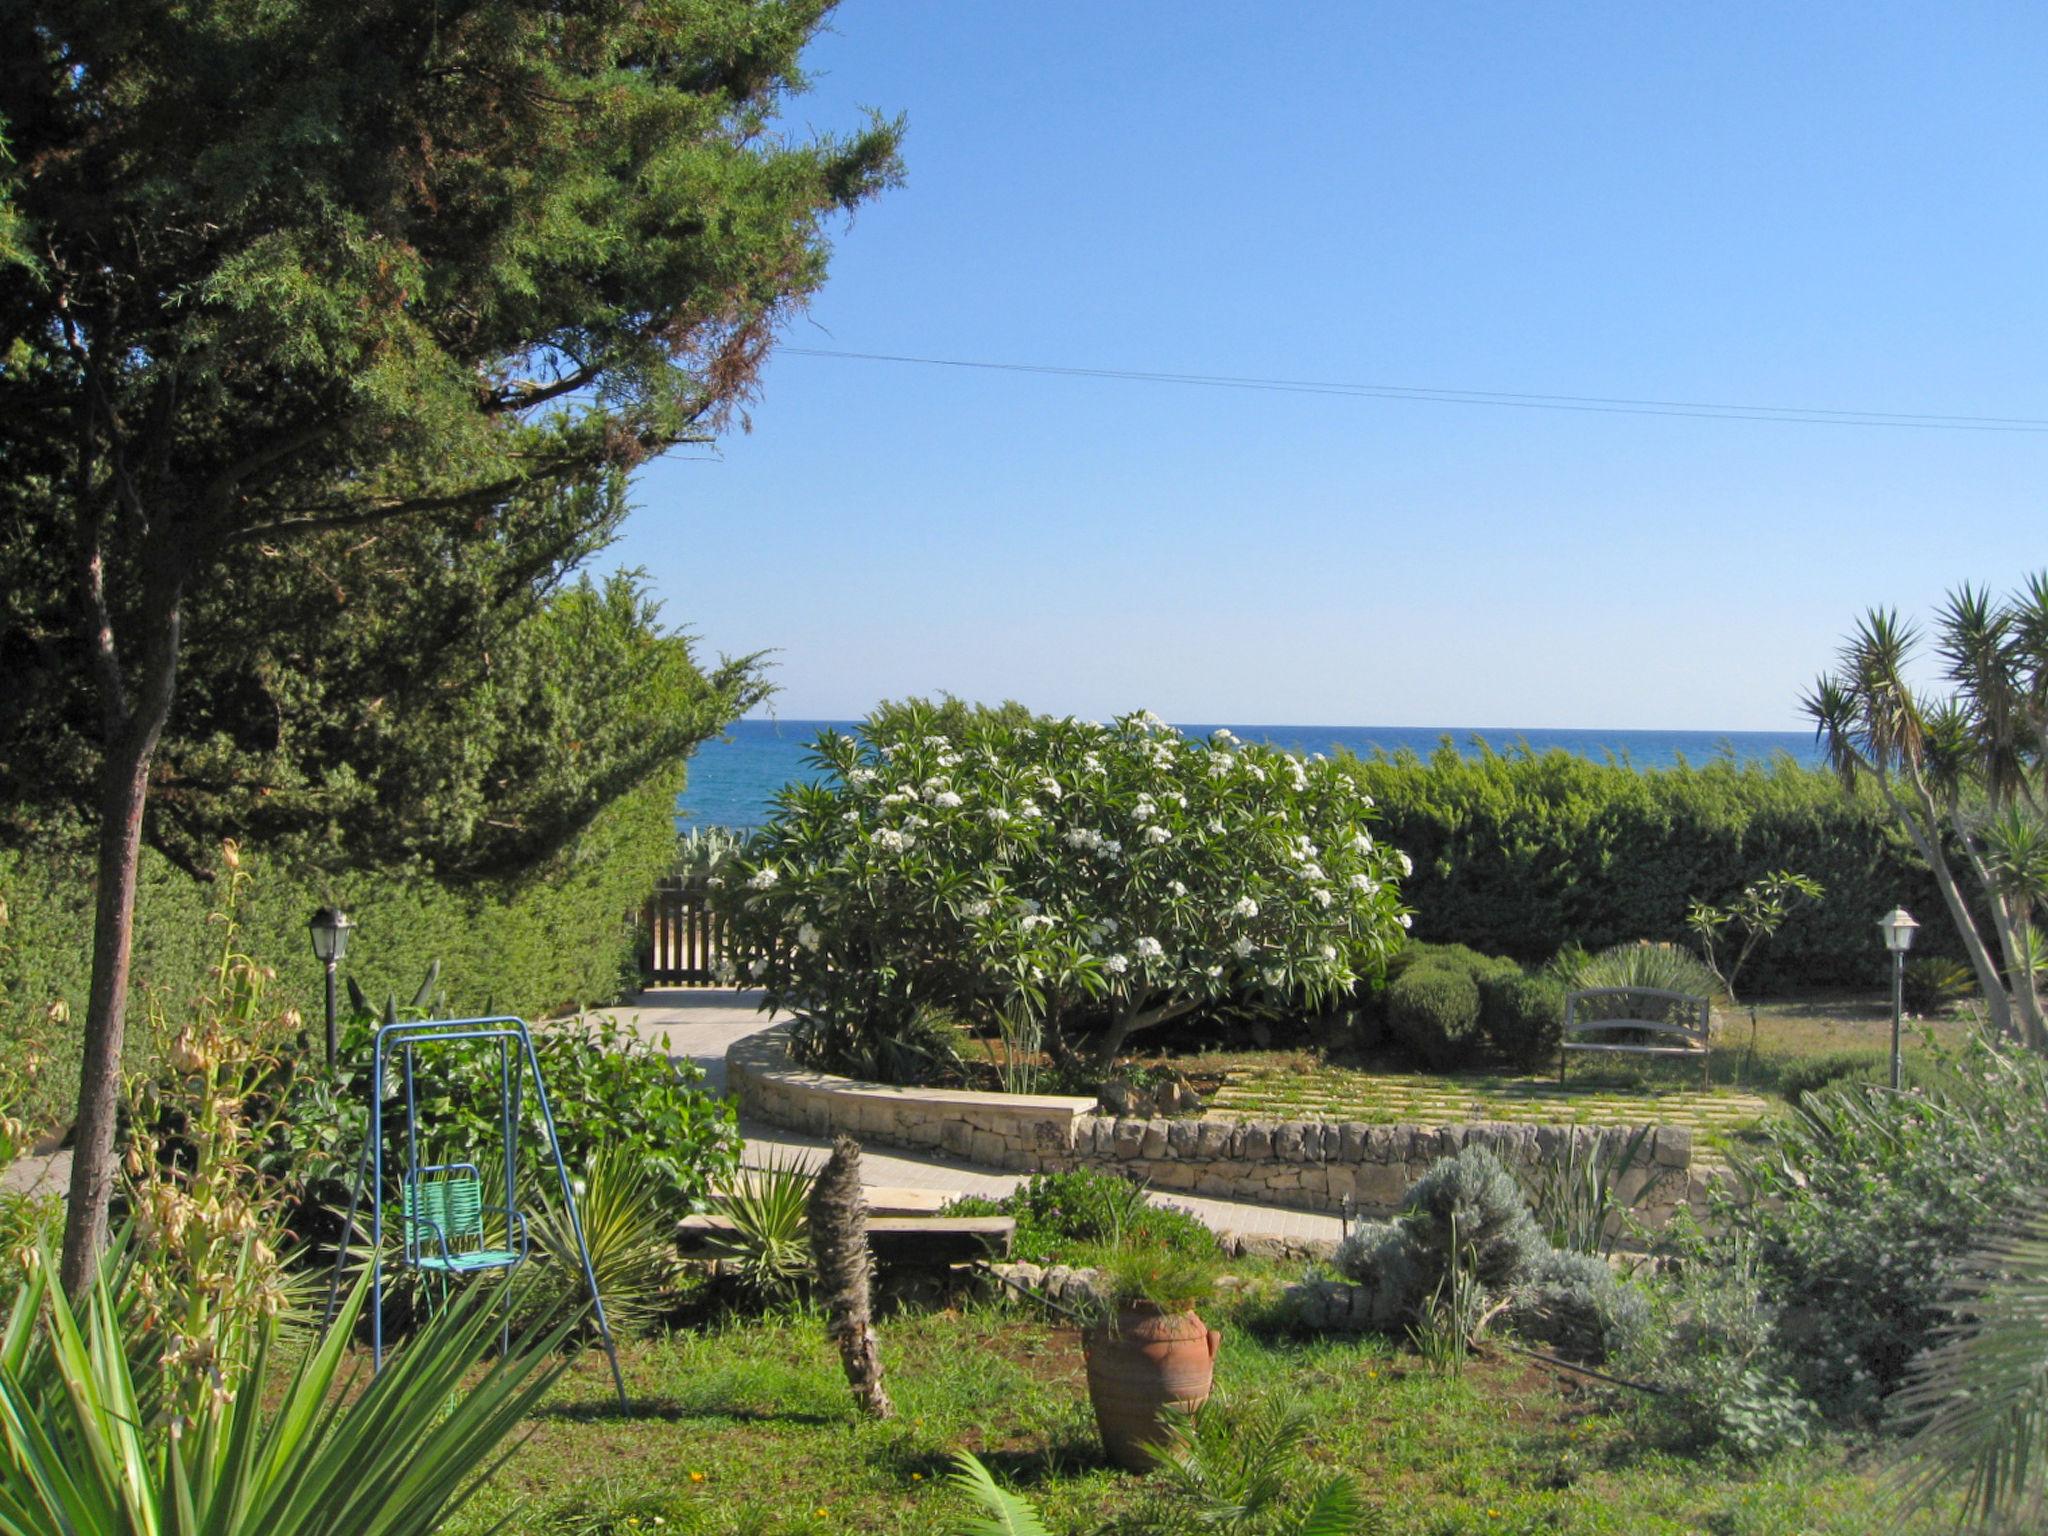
[401,1165,529,1274]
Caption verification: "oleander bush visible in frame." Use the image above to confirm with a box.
[717,704,1411,1077]
[1337,742,1951,988]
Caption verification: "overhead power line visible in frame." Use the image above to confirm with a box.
[780,347,2048,434]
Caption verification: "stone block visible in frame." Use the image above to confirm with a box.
[970,1130,1006,1167]
[1196,1120,1235,1158]
[1274,1122,1306,1162]
[1113,1119,1147,1159]
[1339,1121,1370,1161]
[1363,1126,1401,1163]
[1349,1161,1410,1211]
[940,1119,973,1156]
[1166,1119,1200,1156]
[1239,1122,1274,1160]
[1653,1125,1692,1167]
[1140,1122,1169,1159]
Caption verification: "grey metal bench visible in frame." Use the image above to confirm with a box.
[1559,986,1711,1090]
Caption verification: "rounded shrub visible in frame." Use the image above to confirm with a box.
[1508,1247,1652,1363]
[1385,962,1483,1069]
[1400,1144,1548,1292]
[1482,972,1567,1069]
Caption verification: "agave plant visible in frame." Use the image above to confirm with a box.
[0,1252,565,1536]
[1522,1126,1653,1257]
[709,1151,816,1299]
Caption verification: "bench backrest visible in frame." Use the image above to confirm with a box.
[1562,986,1711,1049]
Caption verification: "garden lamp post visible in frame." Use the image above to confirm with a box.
[1877,906,1919,1090]
[308,907,354,1066]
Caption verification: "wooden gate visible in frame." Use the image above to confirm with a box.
[640,877,729,985]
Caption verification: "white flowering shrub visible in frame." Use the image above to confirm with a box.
[715,704,1411,1078]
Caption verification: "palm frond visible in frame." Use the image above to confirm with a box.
[1891,1208,2048,1531]
[945,1451,1053,1536]
[1290,1475,1379,1536]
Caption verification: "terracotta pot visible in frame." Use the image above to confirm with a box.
[1083,1304,1221,1471]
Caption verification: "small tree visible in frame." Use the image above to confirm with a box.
[720,706,1411,1072]
[1685,869,1824,1005]
[1804,578,2048,1049]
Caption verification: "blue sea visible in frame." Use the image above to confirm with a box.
[678,719,1823,833]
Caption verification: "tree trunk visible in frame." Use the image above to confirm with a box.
[59,574,183,1299]
[1887,772,2015,1039]
[807,1135,892,1419]
[1091,995,1200,1069]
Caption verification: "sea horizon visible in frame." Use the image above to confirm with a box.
[678,717,1825,833]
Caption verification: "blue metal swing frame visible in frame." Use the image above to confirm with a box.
[322,1016,627,1409]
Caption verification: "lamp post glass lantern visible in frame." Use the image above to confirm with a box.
[309,908,354,1065]
[1878,907,1918,1090]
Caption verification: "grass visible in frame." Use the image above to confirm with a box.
[1182,993,1974,1142]
[445,1280,1947,1536]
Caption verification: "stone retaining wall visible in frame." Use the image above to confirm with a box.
[727,1025,1704,1225]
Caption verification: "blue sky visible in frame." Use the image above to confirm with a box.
[613,1,2045,730]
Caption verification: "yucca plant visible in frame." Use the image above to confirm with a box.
[0,1251,566,1536]
[524,1145,682,1338]
[708,1151,816,1299]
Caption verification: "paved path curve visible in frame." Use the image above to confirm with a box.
[605,988,1343,1249]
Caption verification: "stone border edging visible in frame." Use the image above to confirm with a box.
[725,1023,1704,1226]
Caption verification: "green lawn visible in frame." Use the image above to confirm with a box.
[448,1284,1944,1536]
[1173,994,1973,1142]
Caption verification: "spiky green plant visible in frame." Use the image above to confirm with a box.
[946,1451,1053,1536]
[1523,1126,1654,1257]
[0,1253,565,1535]
[709,1151,816,1299]
[1891,1208,2048,1531]
[525,1145,681,1337]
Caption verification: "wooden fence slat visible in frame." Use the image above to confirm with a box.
[638,876,728,986]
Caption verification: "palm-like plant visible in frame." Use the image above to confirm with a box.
[1803,578,2048,1049]
[524,1145,681,1337]
[0,1254,565,1536]
[709,1151,816,1299]
[1891,1208,2048,1531]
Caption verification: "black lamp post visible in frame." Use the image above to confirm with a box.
[1877,906,1919,1090]
[308,907,354,1066]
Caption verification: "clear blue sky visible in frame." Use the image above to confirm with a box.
[612,1,2044,730]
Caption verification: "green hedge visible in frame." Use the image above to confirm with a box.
[0,764,683,1134]
[1339,744,1953,990]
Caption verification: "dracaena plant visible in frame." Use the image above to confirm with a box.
[716,705,1411,1075]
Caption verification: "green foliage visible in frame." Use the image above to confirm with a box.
[1339,743,1949,988]
[947,1451,1055,1536]
[1090,1247,1217,1314]
[1521,1126,1653,1257]
[1400,1145,1550,1293]
[707,1152,816,1300]
[1685,868,1825,1004]
[285,1009,740,1222]
[947,1168,1217,1266]
[1383,964,1483,1069]
[1730,1035,2048,1421]
[523,1145,682,1339]
[1902,956,1976,1016]
[1554,940,1720,1000]
[1407,1210,1484,1377]
[1774,1049,1889,1101]
[1890,1207,2048,1532]
[1507,1247,1651,1363]
[1482,972,1567,1068]
[720,707,1410,1076]
[0,1256,564,1536]
[0,770,684,1134]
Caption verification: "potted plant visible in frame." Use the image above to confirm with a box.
[1082,1248,1221,1470]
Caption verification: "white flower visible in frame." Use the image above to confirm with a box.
[938,751,963,767]
[1207,818,1226,835]
[1145,825,1172,844]
[1262,967,1285,987]
[1319,944,1338,962]
[748,868,780,890]
[1398,913,1413,929]
[922,734,950,748]
[1351,832,1374,854]
[1233,897,1259,919]
[1019,800,1043,818]
[902,813,929,829]
[847,767,878,787]
[1169,880,1188,897]
[1232,936,1256,959]
[1212,728,1238,744]
[1082,754,1104,774]
[880,791,912,806]
[1021,913,1055,932]
[1350,874,1379,894]
[1298,862,1325,881]
[962,898,992,918]
[841,810,861,824]
[1101,837,1124,857]
[1039,775,1063,800]
[1206,965,1224,979]
[1134,936,1164,959]
[1397,851,1414,877]
[1105,953,1130,974]
[1099,917,1118,936]
[875,828,916,854]
[1133,709,1169,732]
[1065,827,1102,851]
[1207,756,1231,779]
[748,957,768,977]
[934,791,964,809]
[797,923,822,952]
[987,807,1013,824]
[1132,798,1155,822]
[1311,887,1334,908]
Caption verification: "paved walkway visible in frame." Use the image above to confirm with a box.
[603,989,1344,1249]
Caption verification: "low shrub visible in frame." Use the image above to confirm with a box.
[1774,1049,1887,1102]
[1482,972,1567,1068]
[1901,956,1975,1016]
[1384,964,1483,1069]
[1508,1247,1651,1363]
[946,1168,1216,1265]
[1400,1144,1550,1292]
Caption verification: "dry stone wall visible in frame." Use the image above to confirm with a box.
[727,1024,1704,1225]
